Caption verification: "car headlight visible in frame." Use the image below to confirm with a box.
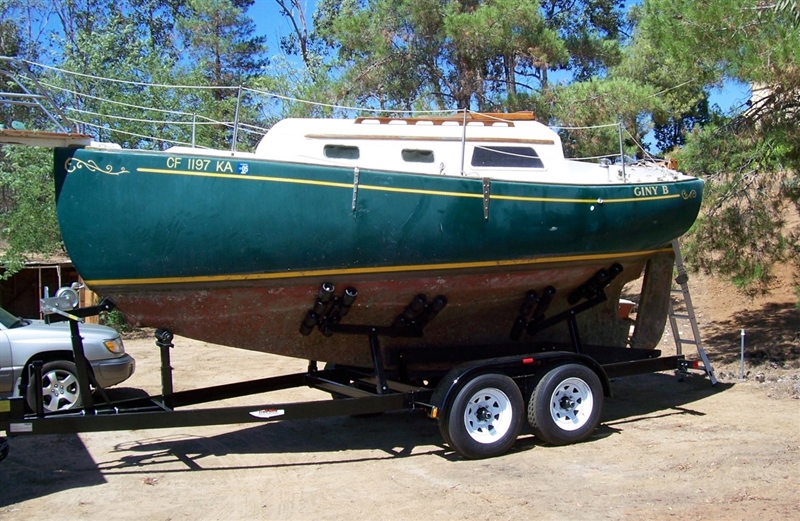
[103,337,125,354]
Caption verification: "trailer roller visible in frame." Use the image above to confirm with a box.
[1,269,714,463]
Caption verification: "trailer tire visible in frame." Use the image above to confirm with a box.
[441,373,523,459]
[26,360,84,413]
[528,363,603,446]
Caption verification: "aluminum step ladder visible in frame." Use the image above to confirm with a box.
[668,239,718,385]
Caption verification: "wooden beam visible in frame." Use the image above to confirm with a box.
[0,129,92,148]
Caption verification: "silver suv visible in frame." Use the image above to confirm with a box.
[0,306,135,412]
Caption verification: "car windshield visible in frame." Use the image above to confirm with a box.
[0,306,25,328]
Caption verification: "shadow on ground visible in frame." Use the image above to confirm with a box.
[0,371,723,502]
[602,371,722,423]
[0,388,153,508]
[702,302,800,367]
[0,433,106,508]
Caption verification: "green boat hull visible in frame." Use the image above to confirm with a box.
[54,147,702,365]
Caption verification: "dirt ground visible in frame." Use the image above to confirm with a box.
[1,272,798,520]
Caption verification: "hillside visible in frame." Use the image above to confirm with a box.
[676,261,799,398]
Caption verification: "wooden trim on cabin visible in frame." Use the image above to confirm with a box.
[304,134,556,145]
[354,111,536,126]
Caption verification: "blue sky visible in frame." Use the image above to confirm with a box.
[250,0,294,54]
[708,81,751,114]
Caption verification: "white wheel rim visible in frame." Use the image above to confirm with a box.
[549,377,594,431]
[41,369,80,412]
[462,387,514,444]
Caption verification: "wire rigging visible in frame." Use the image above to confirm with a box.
[14,57,644,159]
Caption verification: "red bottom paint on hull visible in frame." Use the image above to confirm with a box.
[97,251,673,367]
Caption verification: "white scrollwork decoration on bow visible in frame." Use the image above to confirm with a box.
[65,158,129,176]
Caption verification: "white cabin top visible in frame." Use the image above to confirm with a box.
[166,112,691,185]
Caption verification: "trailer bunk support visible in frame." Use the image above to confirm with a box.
[1,266,715,462]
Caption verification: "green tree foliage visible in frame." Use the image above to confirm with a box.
[612,8,712,154]
[305,0,650,161]
[56,10,179,148]
[0,11,62,276]
[652,98,709,153]
[0,0,267,278]
[637,0,800,294]
[0,147,61,278]
[638,0,799,153]
[178,0,267,88]
[677,123,794,293]
[314,0,567,110]
[539,0,627,82]
[174,0,268,150]
[0,4,23,58]
[549,77,661,159]
[41,0,268,151]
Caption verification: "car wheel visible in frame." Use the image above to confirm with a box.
[26,360,85,413]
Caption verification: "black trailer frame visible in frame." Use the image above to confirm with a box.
[0,265,712,461]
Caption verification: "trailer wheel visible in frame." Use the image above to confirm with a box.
[26,360,84,413]
[441,373,523,459]
[528,364,603,446]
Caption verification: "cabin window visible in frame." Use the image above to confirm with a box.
[402,149,435,163]
[324,144,360,160]
[471,146,544,168]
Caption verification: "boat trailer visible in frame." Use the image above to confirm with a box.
[0,265,713,461]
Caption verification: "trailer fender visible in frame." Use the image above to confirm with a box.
[429,351,611,421]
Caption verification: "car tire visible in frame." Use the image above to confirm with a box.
[26,360,85,413]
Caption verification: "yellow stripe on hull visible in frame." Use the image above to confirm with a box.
[86,248,672,287]
[136,167,680,204]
